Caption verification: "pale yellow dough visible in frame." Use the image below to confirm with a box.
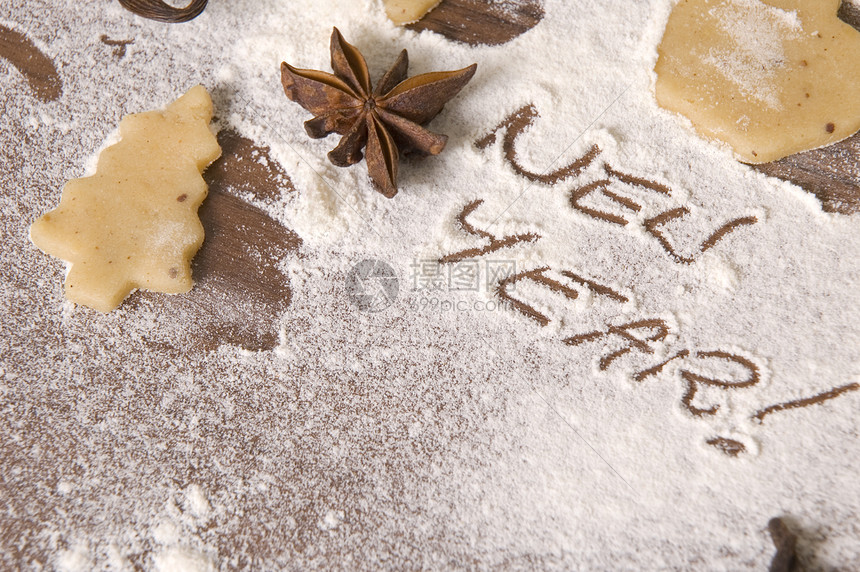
[655,0,860,163]
[29,85,221,313]
[383,0,442,25]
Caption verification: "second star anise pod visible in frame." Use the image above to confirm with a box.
[281,27,477,198]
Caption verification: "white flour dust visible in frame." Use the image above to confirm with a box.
[1,0,859,570]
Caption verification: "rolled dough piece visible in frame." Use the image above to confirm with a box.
[29,85,222,312]
[655,0,860,163]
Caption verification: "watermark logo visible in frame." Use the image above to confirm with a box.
[407,258,518,313]
[410,259,517,292]
[346,259,399,312]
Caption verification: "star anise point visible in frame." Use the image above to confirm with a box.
[281,28,477,197]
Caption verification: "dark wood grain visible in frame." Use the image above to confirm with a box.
[0,24,62,102]
[838,0,860,27]
[3,0,856,339]
[749,5,860,214]
[132,129,301,352]
[413,0,858,214]
[100,35,134,58]
[408,0,544,45]
[751,133,860,214]
[1,4,858,571]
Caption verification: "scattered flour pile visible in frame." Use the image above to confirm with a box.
[1,0,859,569]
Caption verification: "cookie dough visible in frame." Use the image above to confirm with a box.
[383,0,442,25]
[29,85,221,312]
[655,0,860,163]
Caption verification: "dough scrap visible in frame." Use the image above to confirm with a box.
[29,85,222,312]
[655,0,860,163]
[383,0,442,25]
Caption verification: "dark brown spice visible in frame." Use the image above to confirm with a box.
[281,28,476,197]
[767,518,799,572]
[117,0,208,23]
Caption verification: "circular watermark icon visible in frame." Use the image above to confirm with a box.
[346,259,399,312]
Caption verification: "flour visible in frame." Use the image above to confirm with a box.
[55,544,92,572]
[152,547,215,572]
[2,0,860,570]
[703,0,801,109]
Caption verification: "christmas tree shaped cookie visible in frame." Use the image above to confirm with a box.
[30,85,221,312]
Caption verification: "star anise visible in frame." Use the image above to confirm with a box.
[281,27,477,198]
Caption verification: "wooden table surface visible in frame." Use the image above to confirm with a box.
[1,0,857,350]
[1,1,858,568]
